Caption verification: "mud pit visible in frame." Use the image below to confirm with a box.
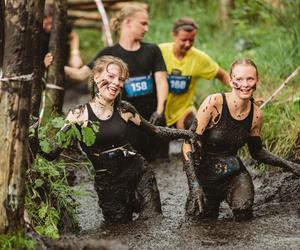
[74,143,300,250]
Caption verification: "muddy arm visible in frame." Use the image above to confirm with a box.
[248,136,300,177]
[182,132,205,215]
[120,101,192,140]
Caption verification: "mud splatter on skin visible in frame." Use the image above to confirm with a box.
[212,105,221,124]
[232,81,256,91]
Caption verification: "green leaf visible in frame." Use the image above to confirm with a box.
[40,140,51,153]
[81,127,96,146]
[72,124,82,141]
[51,117,65,128]
[91,122,100,133]
[34,178,44,188]
[38,203,48,219]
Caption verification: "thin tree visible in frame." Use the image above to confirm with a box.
[44,0,67,115]
[0,1,30,233]
[219,0,235,31]
[30,0,46,120]
[0,0,4,68]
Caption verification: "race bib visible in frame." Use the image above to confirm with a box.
[213,156,241,178]
[167,75,191,94]
[124,75,154,97]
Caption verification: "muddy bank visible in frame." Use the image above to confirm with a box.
[86,154,300,250]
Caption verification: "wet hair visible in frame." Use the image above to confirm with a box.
[230,58,259,78]
[172,17,198,35]
[89,56,129,98]
[110,3,148,34]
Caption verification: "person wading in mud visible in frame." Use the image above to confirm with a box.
[38,56,192,224]
[182,58,300,220]
[64,4,169,162]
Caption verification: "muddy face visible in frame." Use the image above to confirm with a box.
[230,64,258,100]
[94,64,125,102]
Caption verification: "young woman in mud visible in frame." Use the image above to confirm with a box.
[182,58,300,221]
[41,56,192,224]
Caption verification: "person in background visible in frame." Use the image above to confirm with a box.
[159,17,230,130]
[39,56,192,224]
[182,58,300,221]
[43,4,83,69]
[65,3,169,161]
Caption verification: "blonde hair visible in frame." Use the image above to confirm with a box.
[110,3,148,34]
[230,58,258,78]
[89,56,129,97]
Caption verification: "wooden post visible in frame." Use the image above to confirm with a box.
[0,1,29,233]
[44,0,67,115]
[0,0,4,68]
[30,0,46,119]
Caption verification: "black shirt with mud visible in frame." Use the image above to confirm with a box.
[80,103,128,155]
[199,93,254,185]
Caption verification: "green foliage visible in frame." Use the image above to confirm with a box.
[27,115,99,239]
[262,101,300,158]
[25,156,77,239]
[36,114,100,153]
[0,232,35,250]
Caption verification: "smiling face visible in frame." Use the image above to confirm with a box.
[94,63,126,102]
[128,11,149,41]
[173,29,197,57]
[230,64,258,100]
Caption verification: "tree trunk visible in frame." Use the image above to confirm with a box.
[44,0,67,115]
[219,0,234,31]
[0,0,4,68]
[0,1,29,234]
[30,0,45,119]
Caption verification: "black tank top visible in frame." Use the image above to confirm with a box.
[81,103,128,153]
[202,93,254,156]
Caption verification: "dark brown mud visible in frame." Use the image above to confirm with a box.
[83,150,300,250]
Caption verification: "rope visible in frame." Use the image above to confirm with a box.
[0,73,34,82]
[46,83,64,90]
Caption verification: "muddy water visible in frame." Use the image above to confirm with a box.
[73,142,300,250]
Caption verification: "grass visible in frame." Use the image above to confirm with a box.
[0,232,35,250]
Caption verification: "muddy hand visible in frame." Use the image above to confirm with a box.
[186,185,206,216]
[149,111,165,125]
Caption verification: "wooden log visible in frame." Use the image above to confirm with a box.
[45,0,67,114]
[68,9,101,20]
[109,1,149,11]
[0,0,29,234]
[67,0,149,12]
[72,19,102,29]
